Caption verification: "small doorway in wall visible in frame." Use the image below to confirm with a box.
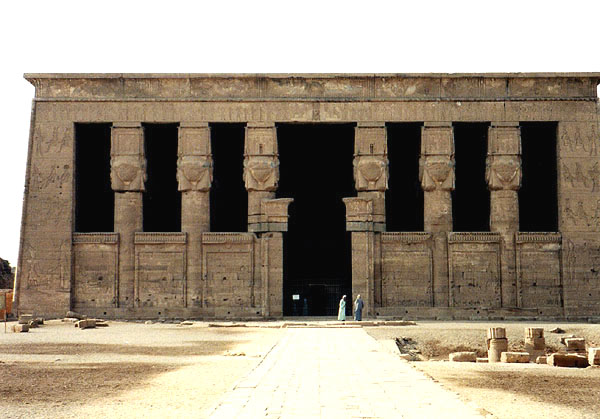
[277,123,355,316]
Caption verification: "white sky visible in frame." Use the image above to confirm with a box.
[0,0,599,266]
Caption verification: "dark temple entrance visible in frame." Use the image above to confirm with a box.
[277,124,355,316]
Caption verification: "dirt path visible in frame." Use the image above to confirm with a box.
[0,321,283,419]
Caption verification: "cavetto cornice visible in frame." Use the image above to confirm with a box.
[24,73,600,101]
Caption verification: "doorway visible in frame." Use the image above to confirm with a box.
[277,124,355,316]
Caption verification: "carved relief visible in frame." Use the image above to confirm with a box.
[243,156,279,191]
[450,250,501,308]
[353,156,388,191]
[30,164,71,191]
[486,155,522,190]
[559,123,598,157]
[343,197,373,222]
[382,250,433,307]
[21,240,70,291]
[562,161,600,192]
[419,156,455,191]
[562,198,600,231]
[110,155,147,191]
[177,155,213,191]
[34,124,70,157]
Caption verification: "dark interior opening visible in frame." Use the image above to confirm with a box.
[386,123,424,231]
[519,122,558,231]
[143,123,181,232]
[210,123,247,232]
[75,123,113,232]
[277,124,355,316]
[452,123,490,232]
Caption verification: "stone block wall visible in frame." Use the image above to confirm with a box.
[14,73,600,319]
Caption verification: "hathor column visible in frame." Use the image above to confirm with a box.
[347,122,388,316]
[111,123,145,308]
[177,123,212,308]
[486,122,521,307]
[420,122,454,307]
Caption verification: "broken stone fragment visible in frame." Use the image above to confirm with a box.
[476,358,488,363]
[12,324,29,333]
[536,356,547,364]
[549,327,565,334]
[449,352,477,362]
[560,334,575,345]
[18,314,33,325]
[588,348,600,366]
[564,338,586,353]
[75,319,96,329]
[547,353,589,368]
[66,311,86,320]
[27,320,38,328]
[501,352,530,363]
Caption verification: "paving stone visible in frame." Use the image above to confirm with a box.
[207,328,484,418]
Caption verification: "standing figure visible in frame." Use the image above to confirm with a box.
[354,294,364,321]
[338,295,347,321]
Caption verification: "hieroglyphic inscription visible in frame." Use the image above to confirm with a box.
[204,251,254,308]
[561,161,600,192]
[518,251,561,308]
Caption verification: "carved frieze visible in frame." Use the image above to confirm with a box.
[419,155,455,191]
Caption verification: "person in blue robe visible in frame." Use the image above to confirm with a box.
[354,294,364,321]
[338,295,346,321]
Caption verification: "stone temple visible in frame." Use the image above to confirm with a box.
[14,73,600,320]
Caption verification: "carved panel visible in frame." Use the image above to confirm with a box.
[381,250,433,307]
[136,251,186,308]
[517,251,562,308]
[202,236,255,308]
[449,245,501,308]
[20,239,71,292]
[73,247,117,308]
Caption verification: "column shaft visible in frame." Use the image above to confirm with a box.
[487,123,522,307]
[111,122,145,308]
[420,123,455,307]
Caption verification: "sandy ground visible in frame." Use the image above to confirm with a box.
[366,322,600,419]
[0,320,283,419]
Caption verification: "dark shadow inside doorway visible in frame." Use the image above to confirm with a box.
[277,123,355,316]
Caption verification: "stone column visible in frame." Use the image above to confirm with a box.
[419,122,454,307]
[487,122,521,307]
[177,123,212,308]
[354,122,388,231]
[111,122,146,308]
[343,197,376,316]
[244,123,279,232]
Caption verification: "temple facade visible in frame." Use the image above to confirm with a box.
[15,73,600,319]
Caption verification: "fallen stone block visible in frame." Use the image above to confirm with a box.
[62,317,79,323]
[18,314,33,325]
[549,327,565,334]
[536,356,547,364]
[75,319,96,329]
[35,318,44,325]
[588,348,600,366]
[179,321,194,326]
[547,353,589,368]
[12,324,29,333]
[560,334,575,345]
[66,311,86,320]
[449,352,477,362]
[398,353,413,361]
[565,338,586,353]
[501,352,530,363]
[27,320,39,328]
[476,358,489,363]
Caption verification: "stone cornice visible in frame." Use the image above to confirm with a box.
[24,73,600,101]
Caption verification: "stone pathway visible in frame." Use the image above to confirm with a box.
[207,327,485,418]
